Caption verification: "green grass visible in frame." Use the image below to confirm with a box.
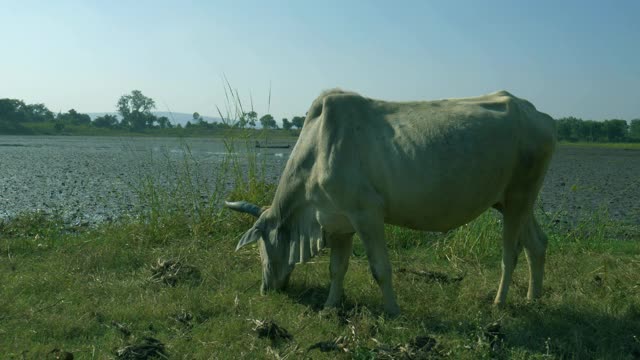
[1,143,639,359]
[2,210,638,359]
[559,141,640,149]
[18,121,300,140]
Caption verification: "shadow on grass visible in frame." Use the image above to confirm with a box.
[409,300,640,359]
[283,283,329,311]
[285,278,639,358]
[502,302,640,359]
[283,283,388,322]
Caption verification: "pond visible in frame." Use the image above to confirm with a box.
[0,136,292,225]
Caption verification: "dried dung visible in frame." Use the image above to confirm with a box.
[115,337,166,360]
[48,349,74,360]
[482,322,505,352]
[250,319,292,342]
[111,321,132,337]
[308,336,350,353]
[149,259,201,286]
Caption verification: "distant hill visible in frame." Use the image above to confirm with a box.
[87,112,224,127]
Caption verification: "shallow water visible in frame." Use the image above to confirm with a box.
[0,136,291,225]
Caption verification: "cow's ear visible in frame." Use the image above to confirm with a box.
[236,226,263,251]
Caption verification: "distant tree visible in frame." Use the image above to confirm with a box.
[604,119,628,142]
[57,109,91,125]
[0,99,27,122]
[54,121,65,132]
[25,103,54,122]
[281,118,292,130]
[588,120,606,141]
[193,111,208,126]
[93,114,119,128]
[236,113,248,128]
[246,111,258,128]
[157,116,171,129]
[291,116,305,129]
[260,114,277,129]
[556,117,586,142]
[630,119,640,141]
[117,90,156,130]
[0,99,55,123]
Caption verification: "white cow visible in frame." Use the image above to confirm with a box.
[226,89,556,315]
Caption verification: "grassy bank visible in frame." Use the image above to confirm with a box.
[1,146,639,359]
[12,122,300,140]
[2,208,638,359]
[559,141,640,150]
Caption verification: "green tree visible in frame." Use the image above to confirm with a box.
[281,118,292,130]
[117,90,156,130]
[236,113,248,128]
[604,119,628,142]
[57,109,91,125]
[157,116,171,129]
[54,121,65,132]
[246,111,258,128]
[0,99,27,122]
[291,116,305,129]
[629,119,640,141]
[93,114,119,128]
[0,99,55,123]
[25,103,54,122]
[193,112,208,127]
[260,114,277,129]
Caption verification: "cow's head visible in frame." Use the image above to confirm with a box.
[225,201,295,294]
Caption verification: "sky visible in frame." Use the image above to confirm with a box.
[1,0,639,122]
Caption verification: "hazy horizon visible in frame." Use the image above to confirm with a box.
[1,0,639,121]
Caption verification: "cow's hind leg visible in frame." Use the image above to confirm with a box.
[522,216,547,300]
[494,189,548,305]
[494,203,526,306]
[351,215,400,315]
[324,232,354,308]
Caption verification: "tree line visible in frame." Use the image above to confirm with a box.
[2,92,639,141]
[556,117,640,142]
[0,90,305,134]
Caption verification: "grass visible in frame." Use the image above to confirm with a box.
[19,121,300,140]
[1,142,639,360]
[559,141,640,149]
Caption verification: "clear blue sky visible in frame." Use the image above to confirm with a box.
[1,0,639,122]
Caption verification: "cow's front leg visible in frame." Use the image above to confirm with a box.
[352,216,399,316]
[324,232,354,308]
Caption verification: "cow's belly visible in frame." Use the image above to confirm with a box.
[379,151,512,232]
[384,187,503,232]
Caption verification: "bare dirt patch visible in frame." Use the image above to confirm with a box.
[539,145,640,225]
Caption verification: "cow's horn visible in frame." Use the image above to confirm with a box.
[224,201,262,218]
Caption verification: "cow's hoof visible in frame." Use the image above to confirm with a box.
[319,307,339,319]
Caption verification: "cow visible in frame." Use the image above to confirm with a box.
[225,89,556,315]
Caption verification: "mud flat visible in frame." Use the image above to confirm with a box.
[0,136,638,227]
[538,145,640,226]
[0,136,289,226]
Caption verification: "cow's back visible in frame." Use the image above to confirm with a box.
[293,90,555,232]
